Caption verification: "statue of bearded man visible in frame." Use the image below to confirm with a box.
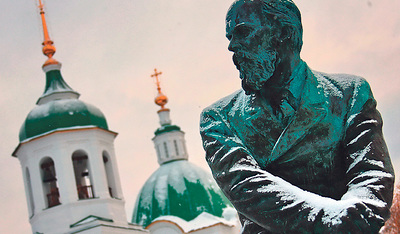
[200,0,395,233]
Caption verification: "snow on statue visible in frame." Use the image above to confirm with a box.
[200,0,395,233]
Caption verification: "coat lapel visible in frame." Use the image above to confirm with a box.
[246,95,281,133]
[243,94,283,141]
[233,92,284,164]
[270,69,328,161]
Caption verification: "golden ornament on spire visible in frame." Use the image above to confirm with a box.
[38,0,59,67]
[151,68,168,110]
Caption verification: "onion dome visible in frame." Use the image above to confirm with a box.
[131,160,233,227]
[19,99,108,142]
[18,64,108,142]
[17,2,108,142]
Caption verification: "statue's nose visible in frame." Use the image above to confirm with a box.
[228,39,239,52]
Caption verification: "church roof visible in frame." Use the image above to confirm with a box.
[19,99,108,142]
[37,68,79,104]
[131,160,233,227]
[154,124,180,135]
[18,67,108,142]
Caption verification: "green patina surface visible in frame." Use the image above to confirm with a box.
[196,0,395,233]
[154,124,180,135]
[40,69,78,99]
[132,160,232,227]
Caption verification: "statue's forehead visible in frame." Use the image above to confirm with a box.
[226,3,264,34]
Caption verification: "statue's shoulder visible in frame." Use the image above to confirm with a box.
[311,70,371,96]
[202,89,246,115]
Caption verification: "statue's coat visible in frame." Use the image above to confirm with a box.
[200,64,394,233]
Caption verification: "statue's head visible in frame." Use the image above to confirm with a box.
[226,0,303,94]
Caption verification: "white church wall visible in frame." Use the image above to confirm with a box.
[147,221,183,234]
[146,213,240,234]
[14,127,133,233]
[152,130,188,165]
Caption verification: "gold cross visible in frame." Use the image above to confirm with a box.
[151,68,163,94]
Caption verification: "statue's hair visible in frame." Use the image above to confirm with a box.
[227,0,303,53]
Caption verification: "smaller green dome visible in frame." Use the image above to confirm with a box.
[132,160,233,227]
[19,99,108,141]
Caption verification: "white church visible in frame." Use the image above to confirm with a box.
[12,1,240,233]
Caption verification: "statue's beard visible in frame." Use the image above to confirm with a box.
[235,50,277,95]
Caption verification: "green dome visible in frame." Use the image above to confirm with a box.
[132,160,233,227]
[18,65,108,142]
[19,99,108,141]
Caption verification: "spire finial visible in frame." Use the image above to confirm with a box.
[151,68,168,110]
[38,0,59,68]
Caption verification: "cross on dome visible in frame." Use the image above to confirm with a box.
[151,68,168,110]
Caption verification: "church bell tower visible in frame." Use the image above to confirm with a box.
[150,69,189,165]
[12,1,147,233]
[131,70,239,233]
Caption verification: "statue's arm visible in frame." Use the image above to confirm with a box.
[200,80,394,233]
[339,79,395,232]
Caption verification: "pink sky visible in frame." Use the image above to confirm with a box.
[0,0,399,232]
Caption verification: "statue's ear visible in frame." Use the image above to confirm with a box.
[279,26,290,43]
[276,25,294,51]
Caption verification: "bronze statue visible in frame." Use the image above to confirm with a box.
[200,0,395,233]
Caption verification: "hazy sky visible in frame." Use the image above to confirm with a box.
[1,0,399,232]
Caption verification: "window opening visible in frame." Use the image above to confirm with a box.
[41,158,60,208]
[103,152,117,198]
[72,151,95,199]
[174,140,179,156]
[164,142,169,158]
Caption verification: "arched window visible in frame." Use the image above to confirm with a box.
[40,157,60,208]
[25,167,35,216]
[103,151,117,198]
[72,150,94,200]
[173,140,179,156]
[163,142,169,158]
